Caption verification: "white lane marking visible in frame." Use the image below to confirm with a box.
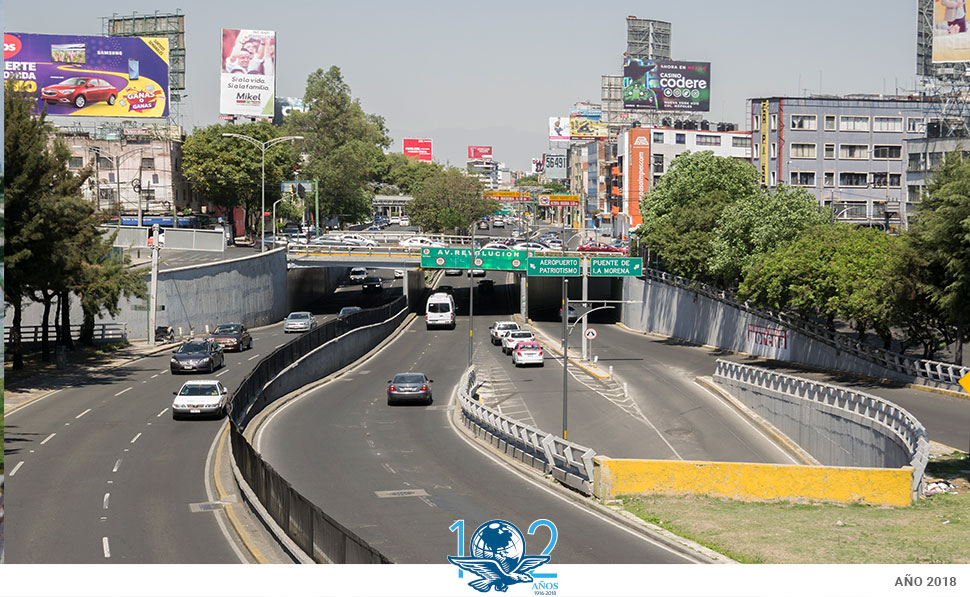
[115,387,132,397]
[113,459,122,473]
[142,380,148,384]
[419,496,438,508]
[102,537,111,558]
[75,409,92,419]
[151,374,159,379]
[40,433,56,445]
[103,493,110,509]
[215,369,230,377]
[130,432,142,444]
[157,408,168,417]
[382,463,397,474]
[247,354,260,361]
[160,370,167,374]
[9,461,25,476]
[275,343,284,349]
[204,424,250,564]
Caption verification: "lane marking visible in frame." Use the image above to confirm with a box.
[381,463,397,474]
[247,354,260,361]
[157,408,168,417]
[102,537,111,559]
[40,433,56,445]
[215,369,230,377]
[160,370,167,374]
[113,459,122,473]
[275,343,284,349]
[130,432,142,444]
[103,493,110,509]
[151,374,159,379]
[205,424,254,564]
[115,387,132,397]
[75,409,92,419]
[10,461,25,476]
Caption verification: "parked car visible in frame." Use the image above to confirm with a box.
[387,372,433,405]
[489,321,520,345]
[209,323,252,352]
[171,380,230,419]
[41,77,118,108]
[512,341,544,367]
[578,241,627,254]
[362,275,383,293]
[338,306,362,320]
[349,267,368,283]
[502,330,536,355]
[283,311,317,333]
[170,340,225,374]
[154,325,176,344]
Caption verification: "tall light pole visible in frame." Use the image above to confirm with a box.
[222,133,304,251]
[272,198,284,241]
[82,146,144,224]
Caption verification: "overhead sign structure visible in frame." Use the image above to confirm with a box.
[589,257,642,277]
[623,58,711,112]
[421,248,526,271]
[220,28,276,117]
[527,256,581,277]
[485,191,531,203]
[538,194,579,207]
[281,180,313,197]
[403,138,433,162]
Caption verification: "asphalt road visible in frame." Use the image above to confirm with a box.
[4,271,402,563]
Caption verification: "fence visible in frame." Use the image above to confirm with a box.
[641,267,969,389]
[99,225,226,252]
[227,296,407,563]
[4,323,127,345]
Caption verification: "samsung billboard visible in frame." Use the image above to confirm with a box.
[623,58,711,112]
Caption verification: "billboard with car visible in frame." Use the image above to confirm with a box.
[403,138,433,162]
[220,28,276,117]
[623,58,711,112]
[3,32,170,117]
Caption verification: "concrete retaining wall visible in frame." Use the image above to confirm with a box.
[287,266,345,314]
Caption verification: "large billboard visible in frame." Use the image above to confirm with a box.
[623,58,711,112]
[220,28,276,117]
[544,151,567,180]
[623,127,650,227]
[570,107,608,139]
[932,0,970,63]
[3,32,170,117]
[548,116,570,140]
[468,145,493,159]
[273,96,307,124]
[403,138,433,162]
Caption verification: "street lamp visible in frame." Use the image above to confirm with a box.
[82,146,145,225]
[221,132,304,251]
[271,198,284,243]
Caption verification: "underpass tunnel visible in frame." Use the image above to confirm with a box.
[288,264,407,317]
[524,274,623,324]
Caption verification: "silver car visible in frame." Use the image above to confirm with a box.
[387,372,433,406]
[284,311,317,333]
[171,380,230,419]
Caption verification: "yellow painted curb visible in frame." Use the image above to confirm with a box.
[213,424,271,564]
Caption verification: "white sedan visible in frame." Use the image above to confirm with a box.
[340,234,378,247]
[511,241,555,253]
[482,241,512,250]
[399,236,447,248]
[511,341,544,367]
[502,330,536,355]
[172,380,230,419]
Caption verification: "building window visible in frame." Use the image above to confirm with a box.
[754,143,760,157]
[872,145,901,159]
[696,134,721,146]
[908,185,921,202]
[770,113,778,130]
[873,116,903,132]
[790,143,816,158]
[839,144,869,159]
[675,133,686,144]
[152,173,159,184]
[141,157,155,170]
[653,154,664,173]
[840,115,870,131]
[653,132,664,143]
[823,172,835,187]
[753,113,760,129]
[770,143,777,158]
[870,173,902,188]
[732,136,751,148]
[824,115,836,130]
[108,172,115,183]
[908,153,924,171]
[907,117,925,133]
[69,156,84,169]
[928,152,943,168]
[824,143,835,159]
[770,171,777,186]
[790,115,817,130]
[790,172,816,186]
[653,175,662,186]
[839,172,868,187]
[97,156,114,169]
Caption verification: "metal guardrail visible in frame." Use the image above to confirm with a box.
[713,359,929,498]
[4,323,127,344]
[456,366,597,494]
[642,267,969,388]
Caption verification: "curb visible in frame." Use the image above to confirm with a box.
[512,313,611,380]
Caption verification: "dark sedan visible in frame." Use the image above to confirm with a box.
[387,372,433,405]
[210,323,252,352]
[362,275,383,293]
[170,340,225,374]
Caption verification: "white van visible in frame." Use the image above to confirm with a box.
[426,292,456,329]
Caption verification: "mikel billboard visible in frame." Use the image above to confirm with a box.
[932,0,970,63]
[623,58,711,112]
[468,145,493,159]
[220,28,276,117]
[403,138,433,162]
[4,32,170,117]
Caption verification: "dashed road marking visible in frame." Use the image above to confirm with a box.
[10,461,25,476]
[102,537,111,558]
[115,387,132,397]
[130,432,142,444]
[40,433,56,445]
[103,493,110,509]
[112,459,122,473]
[75,409,92,419]
[157,408,168,417]
[215,369,230,377]
[247,354,260,361]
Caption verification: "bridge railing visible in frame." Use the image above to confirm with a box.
[4,322,128,345]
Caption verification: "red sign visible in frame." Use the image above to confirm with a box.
[468,145,493,160]
[403,138,433,162]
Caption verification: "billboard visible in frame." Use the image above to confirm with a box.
[932,0,970,63]
[403,138,433,162]
[759,101,770,186]
[623,58,711,112]
[273,96,307,124]
[544,151,567,180]
[468,145,493,159]
[4,32,170,117]
[548,116,570,140]
[220,28,276,117]
[623,127,650,227]
[570,107,608,139]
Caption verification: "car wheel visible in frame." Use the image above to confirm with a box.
[74,95,86,108]
[426,395,433,406]
[107,94,116,105]
[208,362,214,374]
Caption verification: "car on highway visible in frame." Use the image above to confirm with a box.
[283,311,317,333]
[210,323,252,352]
[399,236,447,248]
[489,320,520,345]
[365,225,382,232]
[349,267,368,283]
[477,220,490,230]
[338,306,362,320]
[444,268,464,276]
[340,234,378,247]
[386,372,433,405]
[482,241,511,250]
[511,241,555,253]
[426,292,456,329]
[578,240,627,254]
[41,77,118,108]
[502,330,536,355]
[362,275,383,293]
[559,305,578,322]
[436,285,455,296]
[469,269,486,277]
[310,238,356,249]
[477,279,494,293]
[492,219,505,228]
[512,341,544,367]
[171,380,230,419]
[400,216,411,227]
[545,239,564,251]
[282,222,303,235]
[394,269,405,278]
[390,216,401,225]
[170,340,225,374]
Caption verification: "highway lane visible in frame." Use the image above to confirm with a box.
[5,270,401,563]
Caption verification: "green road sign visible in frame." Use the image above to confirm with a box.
[526,256,582,277]
[421,247,526,271]
[589,257,643,277]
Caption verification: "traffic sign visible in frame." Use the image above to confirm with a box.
[589,257,643,277]
[421,247,526,271]
[526,256,581,277]
[584,328,597,340]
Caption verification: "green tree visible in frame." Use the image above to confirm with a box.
[74,233,148,346]
[376,152,443,196]
[514,174,540,186]
[406,168,496,233]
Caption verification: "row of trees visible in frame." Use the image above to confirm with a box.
[636,150,970,361]
[5,83,147,369]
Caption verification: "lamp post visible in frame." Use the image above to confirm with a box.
[222,133,304,251]
[83,146,144,224]
[271,198,284,243]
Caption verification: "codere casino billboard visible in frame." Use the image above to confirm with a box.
[623,58,710,112]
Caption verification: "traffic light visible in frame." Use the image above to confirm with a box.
[297,183,306,200]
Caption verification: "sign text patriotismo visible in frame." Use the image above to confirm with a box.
[420,247,526,271]
[527,256,581,277]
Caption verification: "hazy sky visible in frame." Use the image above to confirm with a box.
[5,1,920,171]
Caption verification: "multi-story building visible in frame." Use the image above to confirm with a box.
[749,96,926,229]
[466,159,501,190]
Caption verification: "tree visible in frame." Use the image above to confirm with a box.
[406,168,496,233]
[514,174,540,186]
[75,234,148,346]
[286,66,391,227]
[375,152,443,196]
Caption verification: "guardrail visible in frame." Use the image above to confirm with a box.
[455,366,597,494]
[713,359,929,499]
[642,267,969,389]
[4,323,127,345]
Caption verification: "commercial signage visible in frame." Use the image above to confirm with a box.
[468,145,493,159]
[548,116,570,140]
[570,107,607,139]
[484,191,530,202]
[403,138,433,162]
[4,32,170,117]
[759,100,770,186]
[544,151,567,179]
[589,257,642,277]
[420,248,526,271]
[273,96,307,124]
[622,58,711,112]
[538,194,579,207]
[623,127,649,226]
[532,157,544,174]
[744,323,791,360]
[220,28,276,117]
[527,256,581,277]
[933,0,970,63]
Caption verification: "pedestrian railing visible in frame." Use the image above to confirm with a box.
[4,323,127,345]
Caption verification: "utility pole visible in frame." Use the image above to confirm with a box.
[314,179,320,237]
[468,221,476,368]
[148,223,161,347]
[561,277,569,440]
[581,257,589,360]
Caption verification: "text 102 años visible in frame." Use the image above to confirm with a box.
[895,575,957,587]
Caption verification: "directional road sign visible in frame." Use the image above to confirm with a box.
[526,256,582,277]
[589,257,643,277]
[421,247,526,271]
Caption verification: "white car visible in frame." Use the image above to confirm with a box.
[349,267,368,283]
[283,311,317,333]
[390,216,401,225]
[399,217,411,226]
[399,236,447,248]
[502,330,536,355]
[492,219,506,228]
[426,292,456,329]
[511,341,544,367]
[512,241,554,253]
[482,241,512,250]
[340,234,378,247]
[394,269,405,279]
[489,321,520,345]
[171,380,230,419]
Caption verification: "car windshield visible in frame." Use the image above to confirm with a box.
[177,343,207,354]
[364,276,381,283]
[61,77,89,86]
[428,303,451,313]
[288,313,310,320]
[214,325,241,334]
[392,374,425,384]
[179,384,220,396]
[509,331,532,338]
[351,268,366,274]
[517,343,541,350]
[497,323,518,330]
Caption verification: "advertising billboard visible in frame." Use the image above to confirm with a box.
[759,100,770,186]
[220,28,276,117]
[544,151,567,180]
[548,116,570,140]
[403,138,433,162]
[932,0,970,63]
[273,96,307,124]
[623,58,711,112]
[623,127,650,227]
[4,32,170,117]
[570,107,608,139]
[468,145,493,160]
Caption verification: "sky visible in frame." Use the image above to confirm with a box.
[4,0,921,171]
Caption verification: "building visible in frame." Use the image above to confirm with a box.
[602,17,673,133]
[466,158,503,190]
[750,96,927,229]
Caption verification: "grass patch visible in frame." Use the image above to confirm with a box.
[619,452,970,564]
